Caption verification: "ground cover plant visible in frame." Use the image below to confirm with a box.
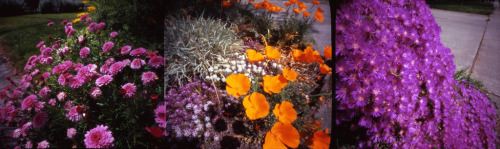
[334,0,498,148]
[164,0,332,148]
[0,5,166,148]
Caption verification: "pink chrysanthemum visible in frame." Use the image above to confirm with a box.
[106,58,115,65]
[100,64,109,74]
[102,41,114,52]
[49,99,56,106]
[66,106,83,122]
[121,45,132,55]
[122,59,131,66]
[57,92,66,102]
[42,72,50,81]
[52,61,72,74]
[85,18,92,24]
[146,52,157,59]
[155,103,166,128]
[58,74,67,86]
[47,22,54,26]
[37,140,50,148]
[89,22,98,32]
[148,56,165,69]
[21,122,32,136]
[97,22,106,30]
[130,59,145,70]
[130,47,147,56]
[12,128,21,138]
[95,75,113,87]
[33,111,47,128]
[35,101,46,112]
[41,47,53,57]
[78,35,85,45]
[73,63,84,71]
[69,76,85,88]
[67,128,77,139]
[39,87,51,99]
[36,41,45,48]
[121,83,137,98]
[109,61,125,75]
[84,125,114,148]
[80,47,90,58]
[90,87,102,99]
[141,71,158,86]
[25,140,33,148]
[21,95,37,110]
[79,14,88,21]
[110,32,118,39]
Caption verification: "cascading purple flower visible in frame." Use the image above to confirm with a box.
[102,41,114,52]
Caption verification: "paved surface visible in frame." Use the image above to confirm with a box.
[242,0,331,55]
[470,0,500,113]
[431,9,489,71]
[0,39,19,90]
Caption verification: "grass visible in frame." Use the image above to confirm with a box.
[0,13,83,70]
[426,0,494,15]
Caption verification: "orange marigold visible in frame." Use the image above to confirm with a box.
[319,63,332,75]
[263,122,300,149]
[273,101,297,124]
[308,129,331,149]
[246,49,265,63]
[324,45,332,59]
[261,75,287,94]
[265,46,281,60]
[226,74,251,98]
[282,68,297,82]
[243,92,270,120]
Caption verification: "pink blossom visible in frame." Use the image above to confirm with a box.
[35,102,46,112]
[42,72,51,81]
[110,32,118,38]
[41,47,53,57]
[73,63,84,71]
[57,46,70,55]
[69,76,85,88]
[79,14,88,21]
[36,41,45,48]
[64,101,73,111]
[21,122,32,136]
[155,103,166,128]
[109,61,124,75]
[58,73,71,86]
[31,69,40,76]
[130,59,145,69]
[90,87,102,99]
[96,75,113,87]
[21,95,37,110]
[47,22,54,26]
[121,45,132,55]
[12,128,20,138]
[130,47,147,56]
[100,64,109,74]
[37,140,50,148]
[147,52,157,59]
[39,87,51,99]
[80,47,90,58]
[141,71,158,86]
[52,61,72,74]
[89,22,98,32]
[85,17,92,24]
[97,22,106,30]
[148,56,165,68]
[49,99,56,106]
[122,59,131,66]
[84,125,114,148]
[105,58,115,65]
[121,83,137,98]
[57,92,66,102]
[25,140,33,148]
[66,106,83,122]
[67,128,77,139]
[102,41,114,52]
[33,111,47,128]
[78,35,85,45]
[61,20,68,25]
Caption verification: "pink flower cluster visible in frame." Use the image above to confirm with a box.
[84,125,114,148]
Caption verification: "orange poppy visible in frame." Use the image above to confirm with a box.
[246,49,265,63]
[319,97,324,101]
[242,92,270,120]
[308,129,331,149]
[265,46,281,60]
[282,68,297,82]
[261,75,288,94]
[324,46,332,59]
[263,122,300,149]
[315,10,324,23]
[226,74,251,98]
[319,64,332,75]
[223,1,231,7]
[293,8,300,14]
[303,11,311,17]
[312,0,320,5]
[298,2,307,9]
[304,46,324,64]
[254,3,262,9]
[273,101,297,124]
[249,0,254,1]
[292,49,305,61]
[317,7,324,13]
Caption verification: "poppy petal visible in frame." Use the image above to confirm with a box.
[263,131,287,149]
[273,101,297,124]
[271,122,300,148]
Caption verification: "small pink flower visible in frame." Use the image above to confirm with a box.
[109,61,125,75]
[33,111,47,128]
[42,72,51,81]
[121,83,137,98]
[12,128,21,138]
[73,63,84,71]
[80,47,90,58]
[106,58,115,65]
[61,20,68,25]
[122,59,131,66]
[35,102,46,112]
[41,47,53,57]
[130,47,147,56]
[64,101,73,111]
[52,61,73,74]
[89,22,98,32]
[21,95,37,110]
[39,87,51,99]
[84,125,114,148]
[67,128,77,139]
[66,106,83,122]
[79,14,88,21]
[98,22,106,30]
[90,87,102,99]
[96,75,113,87]
[148,56,165,68]
[57,92,67,102]
[141,71,158,86]
[37,140,50,148]
[78,35,85,45]
[36,41,45,48]
[47,22,54,26]
[100,64,109,74]
[147,52,157,59]
[25,140,33,148]
[69,76,85,88]
[121,45,132,55]
[102,41,114,52]
[49,99,56,106]
[110,32,118,38]
[58,73,71,86]
[155,103,166,128]
[85,17,92,24]
[130,59,145,69]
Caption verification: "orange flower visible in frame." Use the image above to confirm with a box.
[292,49,305,61]
[263,122,300,149]
[324,45,332,59]
[315,10,324,23]
[319,64,332,75]
[243,92,270,120]
[317,7,324,13]
[261,75,288,94]
[304,46,324,64]
[82,0,89,3]
[273,101,297,124]
[298,2,307,9]
[246,49,265,63]
[319,97,323,101]
[265,46,281,60]
[293,8,301,14]
[308,129,331,149]
[226,74,251,98]
[254,3,262,9]
[249,0,254,1]
[303,11,311,17]
[312,0,320,5]
[282,68,297,82]
[223,1,231,7]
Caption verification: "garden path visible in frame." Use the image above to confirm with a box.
[0,38,20,90]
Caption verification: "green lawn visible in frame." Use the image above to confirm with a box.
[426,0,494,15]
[0,13,83,70]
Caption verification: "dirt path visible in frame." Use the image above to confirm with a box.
[0,38,21,90]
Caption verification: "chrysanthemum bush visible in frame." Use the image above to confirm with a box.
[0,14,165,148]
[334,0,497,148]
